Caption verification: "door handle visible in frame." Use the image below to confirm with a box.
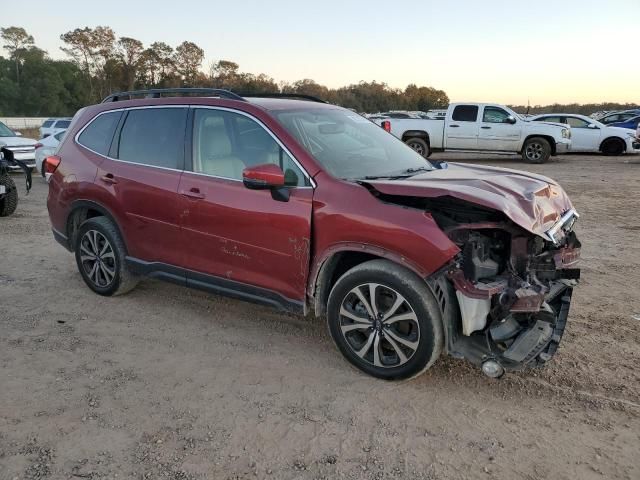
[449,124,460,128]
[180,187,205,200]
[100,173,117,185]
[481,126,492,129]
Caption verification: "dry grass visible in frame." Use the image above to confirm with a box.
[17,127,41,140]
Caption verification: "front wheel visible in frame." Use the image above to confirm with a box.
[327,260,443,380]
[405,137,430,158]
[522,137,551,163]
[600,137,625,156]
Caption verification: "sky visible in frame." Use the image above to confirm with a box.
[2,0,639,105]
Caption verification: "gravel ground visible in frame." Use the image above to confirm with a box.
[1,152,639,480]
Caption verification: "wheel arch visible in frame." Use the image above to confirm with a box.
[521,134,557,155]
[401,130,430,145]
[599,136,626,153]
[65,200,126,251]
[309,244,430,318]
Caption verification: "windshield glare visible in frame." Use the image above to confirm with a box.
[0,122,15,137]
[273,108,433,179]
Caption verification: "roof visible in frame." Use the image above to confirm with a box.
[246,97,339,111]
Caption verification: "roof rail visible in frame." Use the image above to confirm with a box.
[240,92,328,104]
[101,88,246,103]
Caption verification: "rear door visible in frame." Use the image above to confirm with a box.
[94,106,188,268]
[477,106,522,151]
[178,107,313,305]
[445,105,479,149]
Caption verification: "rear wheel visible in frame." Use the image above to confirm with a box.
[405,137,430,158]
[522,137,551,163]
[327,260,443,380]
[74,216,139,296]
[0,174,18,217]
[600,137,625,156]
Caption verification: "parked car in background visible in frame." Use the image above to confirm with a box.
[375,102,571,163]
[607,115,640,130]
[0,120,37,170]
[531,113,639,155]
[598,110,640,126]
[40,118,72,138]
[45,88,581,380]
[35,130,66,176]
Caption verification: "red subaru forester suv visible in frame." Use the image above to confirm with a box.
[46,89,581,380]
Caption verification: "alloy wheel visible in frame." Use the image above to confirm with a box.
[79,230,116,288]
[408,141,425,155]
[525,141,544,161]
[339,283,420,368]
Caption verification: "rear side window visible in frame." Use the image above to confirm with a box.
[42,120,54,128]
[452,105,479,122]
[77,111,122,155]
[55,120,71,129]
[117,108,187,169]
[535,116,563,123]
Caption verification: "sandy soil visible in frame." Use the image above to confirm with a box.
[1,153,639,480]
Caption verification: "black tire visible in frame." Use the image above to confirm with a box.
[522,137,551,164]
[0,174,18,217]
[405,137,430,158]
[74,216,139,296]
[327,259,443,380]
[600,137,625,156]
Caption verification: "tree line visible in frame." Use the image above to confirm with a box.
[0,25,635,117]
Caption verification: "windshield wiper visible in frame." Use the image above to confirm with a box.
[361,166,432,181]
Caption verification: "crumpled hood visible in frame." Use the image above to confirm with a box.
[0,136,37,148]
[365,162,574,237]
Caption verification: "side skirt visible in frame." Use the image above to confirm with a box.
[125,257,304,314]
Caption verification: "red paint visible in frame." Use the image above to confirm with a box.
[49,95,558,307]
[242,163,285,187]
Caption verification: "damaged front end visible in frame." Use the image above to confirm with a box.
[425,197,581,377]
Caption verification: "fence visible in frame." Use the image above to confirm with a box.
[0,117,48,129]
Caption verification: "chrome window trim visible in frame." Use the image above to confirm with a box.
[74,104,316,189]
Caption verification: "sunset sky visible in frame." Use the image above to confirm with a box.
[3,0,638,105]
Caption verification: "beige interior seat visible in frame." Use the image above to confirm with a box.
[196,118,245,179]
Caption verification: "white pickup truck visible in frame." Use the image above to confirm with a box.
[375,102,572,163]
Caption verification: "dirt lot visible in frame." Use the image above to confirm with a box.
[1,153,639,480]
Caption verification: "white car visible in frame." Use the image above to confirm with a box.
[35,130,66,176]
[0,120,37,170]
[531,113,639,155]
[40,118,72,138]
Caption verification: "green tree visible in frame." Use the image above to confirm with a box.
[1,26,35,86]
[174,41,204,86]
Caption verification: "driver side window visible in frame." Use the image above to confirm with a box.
[482,107,511,123]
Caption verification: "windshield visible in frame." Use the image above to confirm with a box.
[273,108,433,179]
[0,122,15,137]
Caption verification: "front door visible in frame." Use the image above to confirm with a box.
[445,105,479,150]
[478,106,522,151]
[179,107,314,304]
[564,116,601,152]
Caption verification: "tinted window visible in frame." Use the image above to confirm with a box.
[192,108,307,186]
[55,120,71,129]
[535,116,563,123]
[566,117,590,128]
[54,130,66,141]
[452,105,479,122]
[482,106,511,123]
[42,120,54,128]
[117,108,187,169]
[77,111,122,155]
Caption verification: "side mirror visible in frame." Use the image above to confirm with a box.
[505,116,517,124]
[587,123,598,129]
[242,163,285,190]
[14,131,22,136]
